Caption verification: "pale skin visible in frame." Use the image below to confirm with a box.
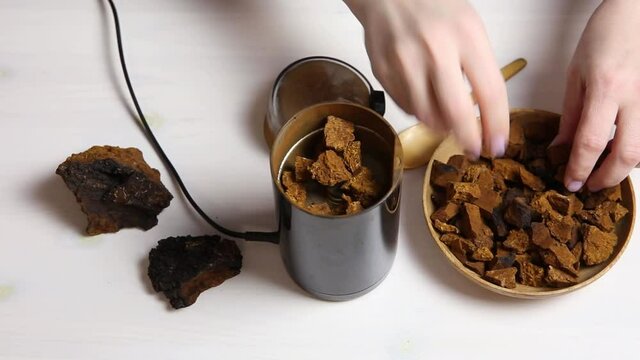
[344,0,640,192]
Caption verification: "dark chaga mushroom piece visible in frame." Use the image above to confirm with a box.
[148,235,242,309]
[56,146,173,235]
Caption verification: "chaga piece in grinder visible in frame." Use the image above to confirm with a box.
[148,235,242,309]
[309,150,352,186]
[343,140,362,173]
[344,167,380,206]
[294,156,314,181]
[56,145,173,235]
[324,115,355,152]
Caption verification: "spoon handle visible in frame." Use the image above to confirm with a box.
[399,58,528,169]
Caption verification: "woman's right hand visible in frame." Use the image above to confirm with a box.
[344,0,509,158]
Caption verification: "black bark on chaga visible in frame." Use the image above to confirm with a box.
[56,146,173,235]
[148,235,242,309]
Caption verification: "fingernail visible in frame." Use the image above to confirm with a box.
[566,180,583,192]
[491,136,506,158]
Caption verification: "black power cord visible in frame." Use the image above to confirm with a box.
[106,0,278,244]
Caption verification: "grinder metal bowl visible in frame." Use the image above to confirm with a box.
[271,102,403,300]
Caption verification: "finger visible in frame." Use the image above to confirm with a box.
[431,57,482,159]
[553,65,584,146]
[392,43,446,132]
[460,32,509,158]
[563,88,619,192]
[587,108,640,191]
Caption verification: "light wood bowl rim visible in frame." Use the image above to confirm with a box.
[422,108,636,299]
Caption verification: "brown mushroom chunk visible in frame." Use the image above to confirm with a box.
[503,229,530,254]
[518,260,545,287]
[309,150,352,186]
[447,182,481,204]
[324,115,355,152]
[484,267,517,289]
[546,266,578,287]
[343,140,362,173]
[503,197,533,228]
[294,156,314,182]
[582,224,618,266]
[431,160,462,188]
[431,202,460,223]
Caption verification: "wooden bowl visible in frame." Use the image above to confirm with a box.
[422,108,636,298]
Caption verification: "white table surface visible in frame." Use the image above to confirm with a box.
[1,0,639,359]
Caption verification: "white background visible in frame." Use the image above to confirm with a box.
[1,0,638,359]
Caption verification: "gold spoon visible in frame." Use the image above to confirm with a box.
[399,58,527,169]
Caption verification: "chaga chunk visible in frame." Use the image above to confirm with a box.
[582,185,622,209]
[430,160,461,188]
[307,202,334,216]
[518,260,545,287]
[465,261,486,276]
[577,208,615,232]
[342,194,364,215]
[310,150,352,186]
[503,229,530,254]
[324,115,355,152]
[601,201,629,222]
[281,171,296,189]
[343,140,362,173]
[434,220,460,234]
[56,145,173,235]
[471,247,494,262]
[294,156,314,181]
[460,203,494,245]
[447,182,481,203]
[344,167,380,206]
[546,266,578,287]
[148,235,242,309]
[531,222,554,249]
[472,189,502,216]
[546,144,571,167]
[463,165,494,190]
[283,181,307,207]
[486,208,509,238]
[546,191,572,215]
[447,154,470,171]
[546,215,575,243]
[582,224,618,266]
[489,250,516,270]
[519,167,545,191]
[548,242,577,273]
[492,158,522,181]
[484,267,517,289]
[430,202,460,223]
[441,233,476,256]
[503,197,532,228]
[531,192,558,219]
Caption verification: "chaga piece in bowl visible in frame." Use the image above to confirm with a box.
[148,235,242,309]
[423,109,635,298]
[56,146,173,235]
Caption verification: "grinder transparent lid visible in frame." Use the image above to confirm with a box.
[265,57,384,145]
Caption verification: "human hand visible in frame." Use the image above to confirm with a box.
[344,0,509,158]
[556,0,640,192]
